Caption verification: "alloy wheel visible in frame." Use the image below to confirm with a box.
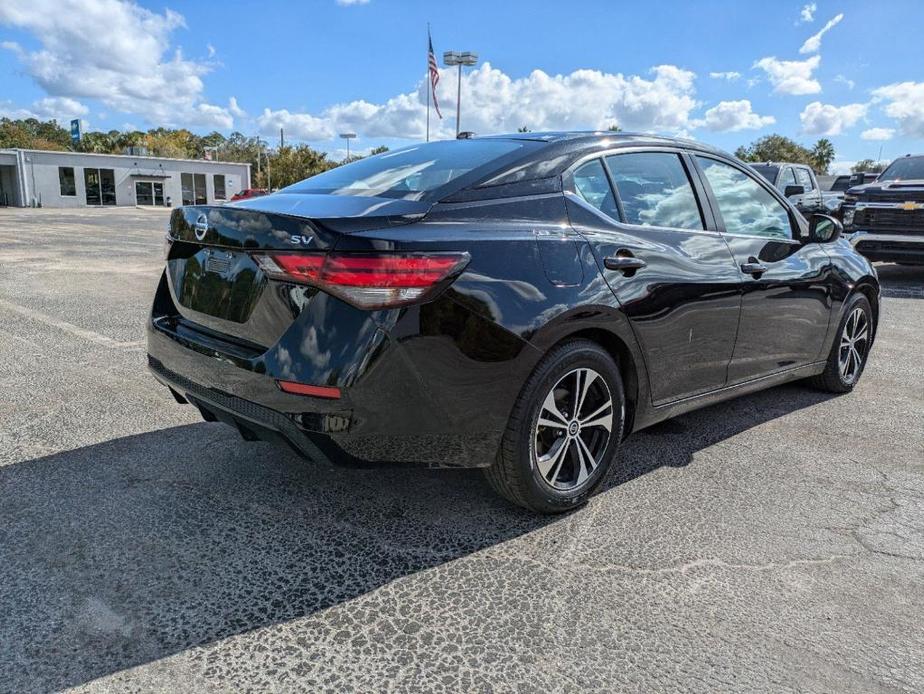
[838,307,869,383]
[533,368,614,491]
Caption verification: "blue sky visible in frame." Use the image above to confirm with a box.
[2,0,922,172]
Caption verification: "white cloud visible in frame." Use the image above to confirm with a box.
[228,96,246,119]
[872,81,924,138]
[695,100,775,132]
[0,96,88,121]
[834,74,855,90]
[0,0,233,130]
[799,13,844,54]
[830,160,856,175]
[800,3,817,22]
[709,71,741,81]
[800,101,867,135]
[753,55,821,95]
[861,127,895,141]
[256,108,335,140]
[257,62,701,142]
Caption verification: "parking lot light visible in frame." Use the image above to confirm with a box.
[443,50,479,138]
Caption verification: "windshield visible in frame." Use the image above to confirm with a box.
[878,156,924,182]
[749,165,779,184]
[282,139,534,201]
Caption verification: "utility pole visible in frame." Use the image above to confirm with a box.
[280,128,285,149]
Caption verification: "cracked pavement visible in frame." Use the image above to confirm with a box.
[0,207,922,693]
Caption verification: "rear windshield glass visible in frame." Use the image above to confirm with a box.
[878,156,924,182]
[283,139,533,201]
[749,165,779,184]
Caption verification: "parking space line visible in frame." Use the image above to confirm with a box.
[0,298,144,350]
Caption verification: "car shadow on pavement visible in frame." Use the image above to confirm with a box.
[0,384,832,692]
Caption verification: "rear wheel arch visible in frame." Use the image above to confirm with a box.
[854,280,880,340]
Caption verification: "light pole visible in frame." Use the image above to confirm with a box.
[443,51,478,137]
[339,132,357,160]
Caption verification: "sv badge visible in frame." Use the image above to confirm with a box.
[288,234,314,246]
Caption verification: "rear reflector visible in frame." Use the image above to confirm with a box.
[253,252,469,309]
[276,380,342,399]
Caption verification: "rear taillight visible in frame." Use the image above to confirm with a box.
[253,252,470,309]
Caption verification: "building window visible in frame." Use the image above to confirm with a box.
[84,168,116,206]
[58,167,76,196]
[181,173,208,205]
[214,174,226,200]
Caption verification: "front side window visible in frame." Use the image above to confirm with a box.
[605,152,703,230]
[572,159,619,219]
[58,167,76,196]
[795,167,814,191]
[697,156,792,239]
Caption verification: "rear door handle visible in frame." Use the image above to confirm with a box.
[604,256,647,272]
[740,261,768,275]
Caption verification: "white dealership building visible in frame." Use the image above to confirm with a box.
[0,148,251,209]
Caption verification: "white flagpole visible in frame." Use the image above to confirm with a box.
[426,23,431,142]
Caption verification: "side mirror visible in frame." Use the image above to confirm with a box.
[809,213,842,243]
[784,184,805,198]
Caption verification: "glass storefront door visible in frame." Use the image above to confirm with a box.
[135,181,165,206]
[84,168,116,206]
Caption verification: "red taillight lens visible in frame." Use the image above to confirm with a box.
[253,252,469,309]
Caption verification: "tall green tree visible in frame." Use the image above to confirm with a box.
[0,117,71,150]
[851,158,888,174]
[735,133,834,174]
[811,138,835,174]
[260,145,336,189]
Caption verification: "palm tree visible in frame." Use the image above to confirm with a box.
[811,139,835,174]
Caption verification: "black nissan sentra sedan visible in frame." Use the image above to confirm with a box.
[148,132,879,513]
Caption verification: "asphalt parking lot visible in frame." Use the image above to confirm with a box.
[1,207,922,693]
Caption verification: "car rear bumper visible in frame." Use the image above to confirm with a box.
[846,231,924,263]
[146,307,509,469]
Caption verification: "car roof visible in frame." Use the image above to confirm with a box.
[465,131,734,189]
[754,162,812,168]
[480,130,726,154]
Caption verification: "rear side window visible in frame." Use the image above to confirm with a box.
[795,167,814,191]
[572,159,619,219]
[778,167,797,189]
[696,156,792,239]
[605,153,704,230]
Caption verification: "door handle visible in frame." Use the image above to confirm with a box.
[604,256,647,272]
[740,261,768,276]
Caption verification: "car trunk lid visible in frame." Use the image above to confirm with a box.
[164,196,430,348]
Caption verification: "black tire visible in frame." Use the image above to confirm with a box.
[484,339,625,514]
[808,293,873,393]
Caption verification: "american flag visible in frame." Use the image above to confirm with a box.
[428,33,442,119]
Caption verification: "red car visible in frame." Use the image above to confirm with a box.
[230,188,268,202]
